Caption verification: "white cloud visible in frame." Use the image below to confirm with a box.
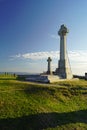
[68,51,87,62]
[11,51,59,60]
[11,50,87,61]
[10,50,87,75]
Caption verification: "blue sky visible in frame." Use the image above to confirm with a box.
[1,0,87,75]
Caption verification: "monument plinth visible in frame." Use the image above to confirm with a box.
[56,24,73,79]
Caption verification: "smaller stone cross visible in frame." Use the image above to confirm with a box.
[47,57,52,75]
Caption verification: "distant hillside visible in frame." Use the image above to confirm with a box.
[0,77,87,130]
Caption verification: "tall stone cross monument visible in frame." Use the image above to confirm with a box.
[57,24,72,79]
[47,57,52,75]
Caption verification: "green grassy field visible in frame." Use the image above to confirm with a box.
[0,75,87,130]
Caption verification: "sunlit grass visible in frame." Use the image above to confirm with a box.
[0,77,87,129]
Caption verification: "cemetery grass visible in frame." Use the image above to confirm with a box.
[0,77,87,129]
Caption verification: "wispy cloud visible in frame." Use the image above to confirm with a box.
[10,54,21,60]
[11,51,59,60]
[49,34,59,39]
[10,50,87,75]
[11,50,87,62]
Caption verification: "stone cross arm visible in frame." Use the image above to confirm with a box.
[58,24,69,36]
[47,57,52,62]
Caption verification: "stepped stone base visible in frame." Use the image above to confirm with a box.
[25,74,78,83]
[25,74,61,83]
[44,75,61,83]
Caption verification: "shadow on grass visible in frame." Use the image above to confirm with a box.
[0,110,87,130]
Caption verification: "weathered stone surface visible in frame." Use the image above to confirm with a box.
[56,24,73,79]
